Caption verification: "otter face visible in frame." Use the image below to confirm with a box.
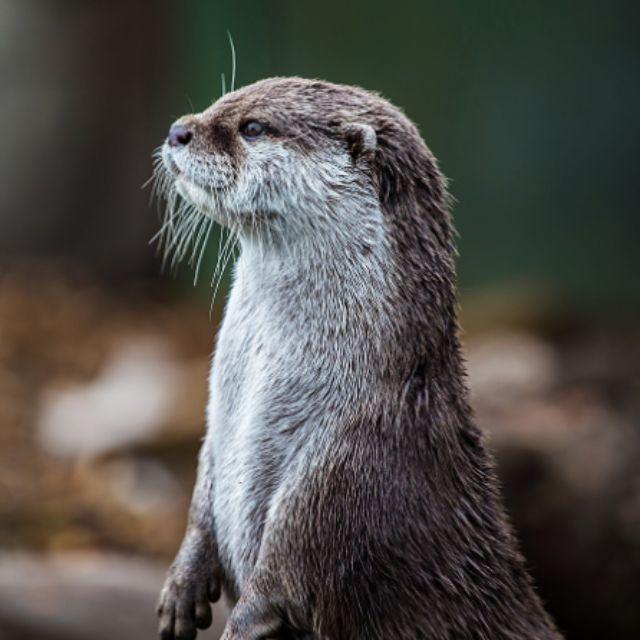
[157,78,382,242]
[161,104,291,229]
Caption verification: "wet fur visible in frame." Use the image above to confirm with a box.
[157,78,562,640]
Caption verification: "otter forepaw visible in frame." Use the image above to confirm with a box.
[157,562,221,640]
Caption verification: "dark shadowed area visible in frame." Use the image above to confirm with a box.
[0,1,638,639]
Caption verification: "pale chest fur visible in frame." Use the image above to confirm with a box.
[207,260,294,591]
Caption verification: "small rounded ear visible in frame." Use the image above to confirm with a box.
[342,122,377,163]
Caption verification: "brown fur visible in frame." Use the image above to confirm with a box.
[157,78,563,640]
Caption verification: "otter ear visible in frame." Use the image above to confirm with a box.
[342,122,377,163]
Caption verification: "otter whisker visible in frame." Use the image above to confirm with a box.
[189,212,210,267]
[149,146,226,291]
[145,147,171,207]
[211,225,238,312]
[194,217,214,286]
[171,205,202,270]
[213,208,238,279]
[149,215,176,246]
[228,31,237,93]
[212,223,237,287]
[176,210,199,267]
[162,198,192,270]
[141,171,157,192]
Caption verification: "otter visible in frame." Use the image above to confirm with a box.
[155,77,562,640]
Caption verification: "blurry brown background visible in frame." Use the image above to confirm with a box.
[1,1,639,639]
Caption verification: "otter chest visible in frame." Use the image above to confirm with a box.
[207,277,304,590]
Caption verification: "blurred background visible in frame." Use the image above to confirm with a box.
[0,1,638,638]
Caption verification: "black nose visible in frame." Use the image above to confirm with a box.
[168,123,193,147]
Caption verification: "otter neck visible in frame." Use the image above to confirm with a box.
[231,203,402,397]
[237,217,390,320]
[233,205,467,408]
[236,198,390,306]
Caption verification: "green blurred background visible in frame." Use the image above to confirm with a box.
[174,0,640,318]
[0,1,639,639]
[3,0,638,315]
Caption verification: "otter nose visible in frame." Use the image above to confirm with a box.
[168,123,193,147]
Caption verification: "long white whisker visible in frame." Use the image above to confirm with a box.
[194,217,214,285]
[189,213,210,266]
[228,31,237,92]
[212,223,237,285]
[211,225,238,314]
[171,207,201,270]
[149,121,245,307]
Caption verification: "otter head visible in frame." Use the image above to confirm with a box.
[159,78,450,249]
[161,78,388,241]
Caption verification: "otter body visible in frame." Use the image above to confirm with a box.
[211,227,390,597]
[156,77,562,640]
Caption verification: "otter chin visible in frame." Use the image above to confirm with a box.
[155,77,563,640]
[177,176,237,227]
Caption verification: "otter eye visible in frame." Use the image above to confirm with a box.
[240,121,265,139]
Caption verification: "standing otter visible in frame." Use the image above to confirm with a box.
[155,77,562,640]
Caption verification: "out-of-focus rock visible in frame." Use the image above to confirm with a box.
[0,551,228,640]
[465,329,640,640]
[467,332,634,491]
[93,456,183,516]
[159,355,210,445]
[37,339,185,459]
[466,331,558,403]
[0,270,216,555]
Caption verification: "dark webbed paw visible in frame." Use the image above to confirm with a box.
[157,566,220,640]
[157,529,221,640]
